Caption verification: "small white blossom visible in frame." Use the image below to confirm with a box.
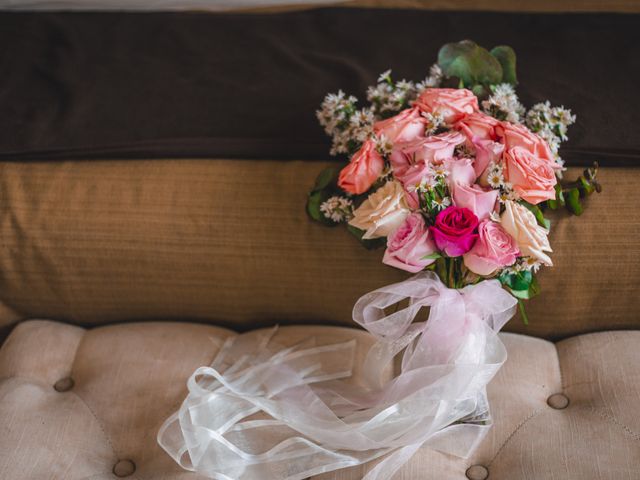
[482,83,526,123]
[374,134,394,157]
[378,69,393,84]
[428,163,448,179]
[432,196,451,210]
[525,101,576,176]
[421,111,445,135]
[320,196,354,223]
[416,63,443,91]
[367,70,419,115]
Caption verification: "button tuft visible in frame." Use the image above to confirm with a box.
[53,377,74,392]
[113,459,136,477]
[466,465,489,480]
[547,393,570,410]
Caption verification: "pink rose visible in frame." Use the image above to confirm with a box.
[473,138,504,181]
[445,157,476,187]
[463,220,519,276]
[338,139,384,195]
[390,132,465,208]
[429,206,479,257]
[496,122,555,165]
[390,132,465,174]
[383,213,437,273]
[455,112,500,141]
[504,146,557,204]
[451,183,498,221]
[374,107,427,145]
[414,88,479,124]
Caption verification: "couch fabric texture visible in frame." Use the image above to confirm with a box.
[1,161,638,340]
[1,320,639,480]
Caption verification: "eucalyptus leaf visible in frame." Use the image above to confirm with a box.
[438,40,503,87]
[312,167,338,192]
[346,225,386,250]
[490,45,517,85]
[306,191,331,224]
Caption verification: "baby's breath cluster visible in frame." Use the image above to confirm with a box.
[481,84,526,124]
[319,196,354,223]
[525,101,576,171]
[366,70,418,117]
[316,91,374,156]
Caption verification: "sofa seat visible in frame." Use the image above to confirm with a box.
[0,321,638,480]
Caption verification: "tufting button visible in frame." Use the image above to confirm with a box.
[113,459,136,477]
[53,377,74,392]
[466,465,489,480]
[547,393,570,410]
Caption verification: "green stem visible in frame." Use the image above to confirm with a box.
[517,299,529,325]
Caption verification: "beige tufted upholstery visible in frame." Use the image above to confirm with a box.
[1,320,638,480]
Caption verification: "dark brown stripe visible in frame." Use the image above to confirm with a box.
[0,9,638,164]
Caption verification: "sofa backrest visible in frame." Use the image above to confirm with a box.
[0,159,637,340]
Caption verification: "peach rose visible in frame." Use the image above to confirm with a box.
[414,88,479,124]
[463,220,519,276]
[349,180,410,239]
[504,146,557,204]
[451,183,498,221]
[338,139,384,195]
[455,111,500,141]
[374,107,427,145]
[383,213,437,273]
[496,122,555,165]
[500,201,552,265]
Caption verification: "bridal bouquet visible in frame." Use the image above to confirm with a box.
[160,41,601,480]
[309,40,600,322]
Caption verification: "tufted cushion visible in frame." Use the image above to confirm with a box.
[1,321,639,479]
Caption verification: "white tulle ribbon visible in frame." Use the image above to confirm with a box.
[158,271,517,479]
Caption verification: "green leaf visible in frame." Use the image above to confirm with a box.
[312,167,338,192]
[547,184,565,210]
[566,187,584,216]
[438,40,503,87]
[490,45,517,85]
[306,191,329,224]
[422,252,442,260]
[346,225,386,250]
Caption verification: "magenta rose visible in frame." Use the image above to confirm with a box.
[429,206,479,257]
[383,213,437,273]
[463,220,519,276]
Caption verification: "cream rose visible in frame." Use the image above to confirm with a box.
[349,181,410,239]
[500,201,553,266]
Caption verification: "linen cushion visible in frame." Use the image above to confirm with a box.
[1,320,638,479]
[0,160,638,340]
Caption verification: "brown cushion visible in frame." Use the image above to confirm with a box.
[0,320,638,479]
[0,160,638,339]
